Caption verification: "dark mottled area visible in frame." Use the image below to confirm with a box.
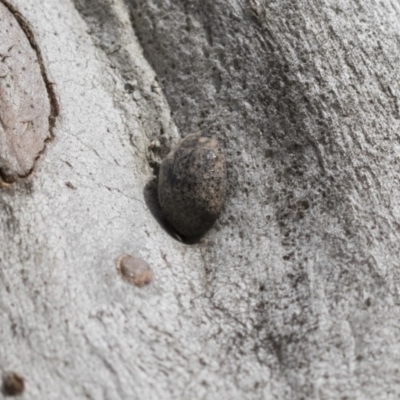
[127,0,400,398]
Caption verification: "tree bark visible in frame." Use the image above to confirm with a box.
[1,0,400,398]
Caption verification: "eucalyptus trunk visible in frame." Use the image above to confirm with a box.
[0,0,398,399]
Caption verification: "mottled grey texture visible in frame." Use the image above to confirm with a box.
[158,133,227,238]
[1,0,400,399]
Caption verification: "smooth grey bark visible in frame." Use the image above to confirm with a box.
[1,0,400,399]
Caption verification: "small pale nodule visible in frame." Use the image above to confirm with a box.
[2,371,25,396]
[116,254,154,287]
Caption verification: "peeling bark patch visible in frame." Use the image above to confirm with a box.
[1,371,25,396]
[116,254,154,287]
[0,1,58,183]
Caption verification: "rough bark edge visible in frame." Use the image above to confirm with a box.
[0,0,59,184]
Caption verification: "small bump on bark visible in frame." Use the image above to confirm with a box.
[2,371,25,396]
[116,254,154,287]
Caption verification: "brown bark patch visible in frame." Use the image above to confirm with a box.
[0,1,58,183]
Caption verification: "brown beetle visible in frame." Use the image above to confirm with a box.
[158,133,227,238]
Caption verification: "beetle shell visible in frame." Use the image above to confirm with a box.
[158,133,227,237]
